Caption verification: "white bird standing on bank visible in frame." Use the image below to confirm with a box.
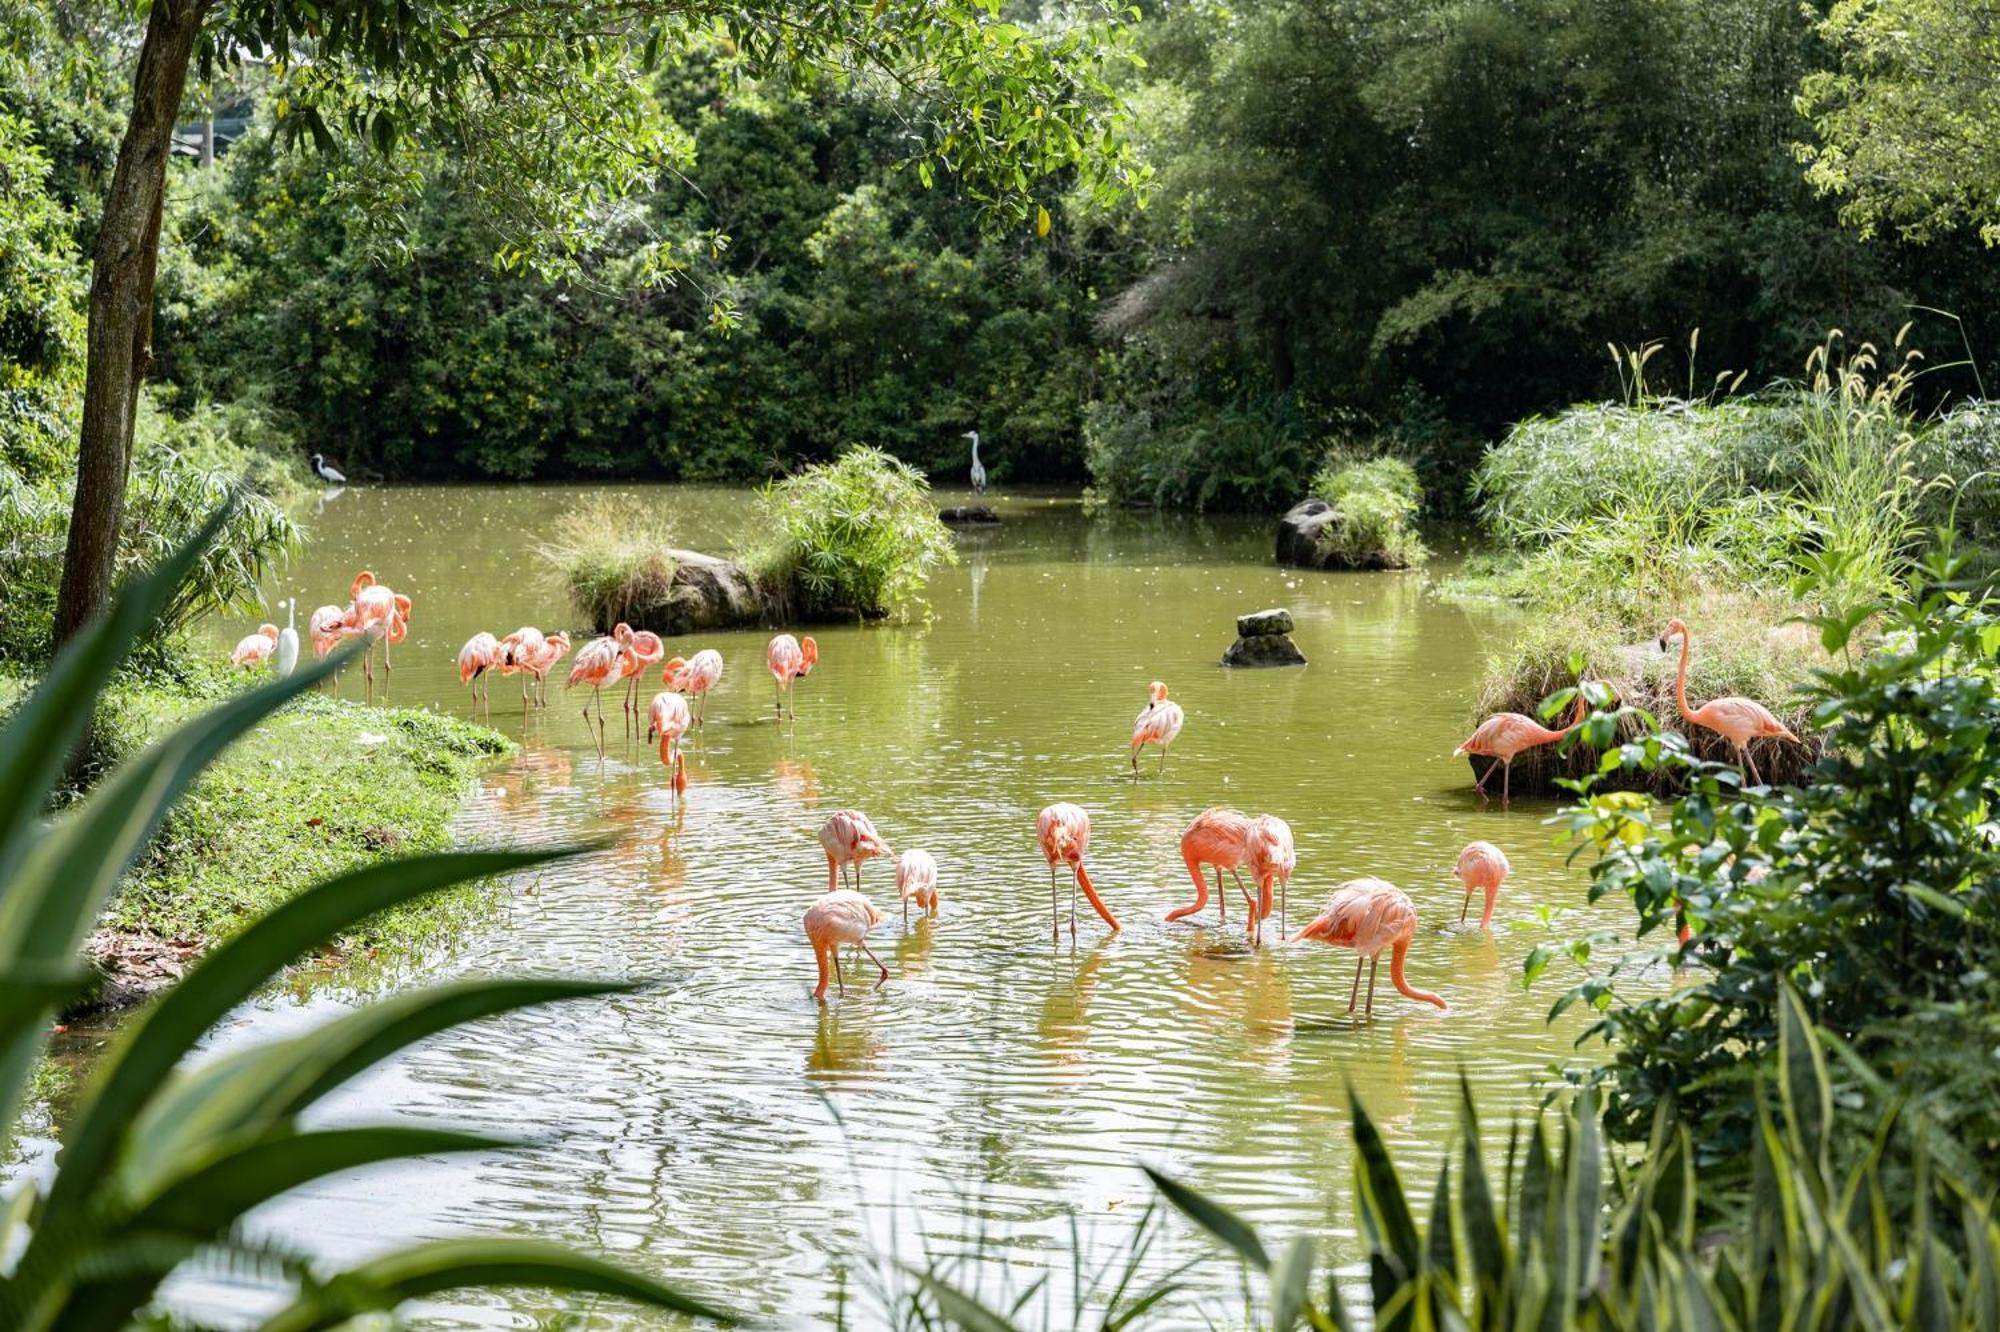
[311,453,347,485]
[963,430,986,494]
[275,598,300,677]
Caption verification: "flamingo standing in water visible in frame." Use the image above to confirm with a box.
[614,623,665,736]
[1036,803,1120,940]
[665,649,724,726]
[1248,813,1296,937]
[229,623,280,670]
[308,604,355,695]
[896,848,939,922]
[767,634,819,719]
[1292,879,1449,1019]
[348,571,408,701]
[1130,681,1185,776]
[805,889,889,1000]
[499,627,545,706]
[1454,695,1586,803]
[819,810,891,893]
[457,632,501,711]
[518,630,570,708]
[1454,840,1510,929]
[1167,806,1256,934]
[1659,618,1801,786]
[647,690,692,799]
[567,633,636,756]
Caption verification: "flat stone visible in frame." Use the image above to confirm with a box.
[938,505,1000,525]
[1221,633,1307,668]
[1236,608,1294,637]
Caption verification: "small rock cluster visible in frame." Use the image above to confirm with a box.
[938,504,1001,526]
[1221,607,1307,668]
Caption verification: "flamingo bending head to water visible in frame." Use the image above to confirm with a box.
[1130,681,1185,776]
[1292,878,1448,1018]
[1248,813,1296,937]
[1454,840,1510,930]
[1036,803,1119,940]
[1454,694,1586,803]
[805,889,888,1000]
[647,690,692,798]
[896,848,939,922]
[229,623,280,670]
[766,634,819,719]
[1168,805,1256,936]
[664,648,725,726]
[1659,618,1801,786]
[819,810,891,893]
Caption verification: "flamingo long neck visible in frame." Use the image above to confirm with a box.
[1673,629,1694,722]
[1073,861,1119,931]
[1165,851,1211,922]
[1389,938,1447,1010]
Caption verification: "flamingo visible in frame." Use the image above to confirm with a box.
[1130,681,1185,776]
[896,849,939,923]
[229,623,280,670]
[458,632,501,710]
[1292,879,1448,1018]
[567,633,635,757]
[647,690,692,799]
[767,634,820,719]
[1454,841,1510,929]
[1036,803,1120,940]
[1660,618,1801,786]
[1167,806,1256,935]
[1248,813,1296,937]
[521,631,570,708]
[499,627,546,706]
[348,571,406,700]
[664,648,724,726]
[819,810,891,893]
[307,604,355,696]
[805,889,889,1000]
[1454,694,1587,802]
[613,623,665,736]
[275,599,300,677]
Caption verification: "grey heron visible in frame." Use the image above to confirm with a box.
[963,431,986,494]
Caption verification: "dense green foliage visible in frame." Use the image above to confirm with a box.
[1306,454,1426,569]
[0,524,730,1327]
[1541,544,2000,1192]
[750,447,957,620]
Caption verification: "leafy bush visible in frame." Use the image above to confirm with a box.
[1306,453,1427,568]
[540,493,682,630]
[1539,543,2000,1189]
[1083,393,1320,512]
[0,520,731,1326]
[749,446,957,619]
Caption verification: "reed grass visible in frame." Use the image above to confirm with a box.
[539,493,681,629]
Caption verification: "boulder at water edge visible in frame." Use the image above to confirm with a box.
[1236,607,1295,637]
[1222,605,1307,667]
[1276,499,1338,567]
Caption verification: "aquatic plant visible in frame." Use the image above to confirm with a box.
[1305,453,1427,568]
[540,492,682,630]
[0,514,730,1326]
[749,446,957,620]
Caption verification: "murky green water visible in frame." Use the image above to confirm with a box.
[94,485,1632,1325]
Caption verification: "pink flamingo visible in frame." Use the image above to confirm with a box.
[567,634,636,757]
[805,889,889,1000]
[521,631,570,708]
[499,627,545,706]
[457,632,500,710]
[1167,806,1256,935]
[348,571,407,701]
[819,810,891,893]
[1454,840,1510,929]
[896,848,939,922]
[1660,618,1801,786]
[306,603,355,695]
[1130,681,1186,775]
[664,648,724,726]
[1292,879,1449,1018]
[766,634,819,719]
[1454,694,1587,802]
[229,623,280,670]
[613,623,665,736]
[1036,803,1120,940]
[647,690,692,798]
[1248,813,1296,936]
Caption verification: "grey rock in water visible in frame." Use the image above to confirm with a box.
[1276,499,1338,567]
[938,504,1001,525]
[601,549,767,636]
[1222,633,1308,668]
[1236,607,1294,637]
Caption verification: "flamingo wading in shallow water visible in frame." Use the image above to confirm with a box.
[615,624,665,736]
[1455,695,1586,802]
[1130,681,1185,775]
[568,633,635,756]
[1036,803,1120,940]
[896,848,939,922]
[348,571,409,702]
[665,649,724,726]
[767,634,819,719]
[648,691,692,798]
[1248,813,1296,937]
[1659,618,1801,786]
[458,632,500,710]
[1454,840,1510,929]
[1293,879,1449,1019]
[1168,806,1257,936]
[805,889,888,1000]
[819,810,891,893]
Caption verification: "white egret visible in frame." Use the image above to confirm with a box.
[311,453,347,485]
[275,598,300,677]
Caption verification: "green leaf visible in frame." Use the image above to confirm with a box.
[254,1238,737,1330]
[1349,1091,1421,1280]
[908,1268,1025,1332]
[1775,982,1832,1176]
[1269,1234,1313,1331]
[1143,1166,1271,1272]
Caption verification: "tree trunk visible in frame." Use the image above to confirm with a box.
[53,0,207,648]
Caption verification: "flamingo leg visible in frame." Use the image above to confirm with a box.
[1228,868,1256,944]
[1130,743,1140,775]
[1158,745,1168,777]
[834,948,845,996]
[1460,888,1473,923]
[1348,956,1363,1014]
[826,853,838,895]
[383,632,392,673]
[1501,758,1512,804]
[1472,759,1491,796]
[1049,864,1060,940]
[1366,954,1380,1019]
[1214,867,1226,923]
[1069,865,1079,939]
[860,940,889,983]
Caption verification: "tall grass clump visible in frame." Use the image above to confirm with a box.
[1305,452,1428,567]
[540,493,681,630]
[749,447,956,620]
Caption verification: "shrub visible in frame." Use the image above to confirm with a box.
[1305,453,1427,568]
[0,522,731,1326]
[540,493,682,629]
[1082,393,1319,512]
[1537,542,2000,1191]
[749,446,957,619]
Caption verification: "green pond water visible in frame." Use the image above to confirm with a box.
[71,485,1637,1326]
